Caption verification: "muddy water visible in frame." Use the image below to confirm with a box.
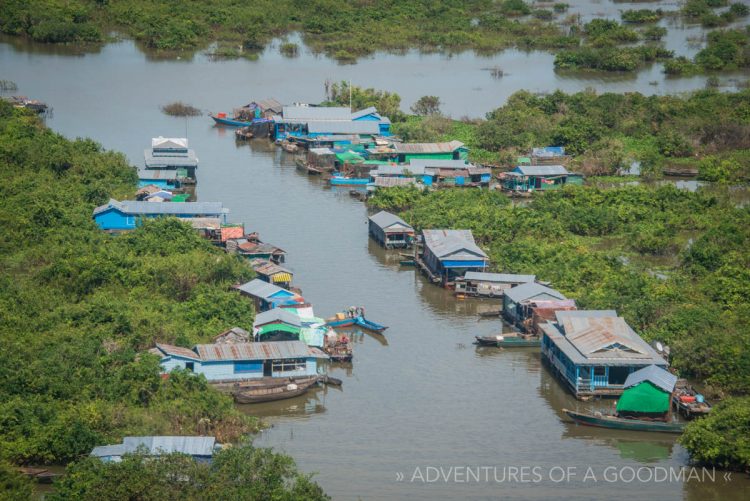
[2,14,749,500]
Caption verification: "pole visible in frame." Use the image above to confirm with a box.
[349,80,352,110]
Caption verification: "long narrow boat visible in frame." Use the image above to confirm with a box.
[325,315,388,333]
[563,409,685,434]
[329,175,370,186]
[233,377,319,404]
[210,114,252,127]
[474,335,540,347]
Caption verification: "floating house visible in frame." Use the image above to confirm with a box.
[371,176,417,188]
[90,436,219,463]
[213,327,252,344]
[391,141,467,162]
[92,199,227,231]
[616,365,677,419]
[540,310,667,399]
[153,340,327,382]
[249,259,294,289]
[253,308,302,342]
[420,229,489,287]
[240,98,283,119]
[454,272,536,298]
[137,169,185,189]
[503,282,567,325]
[500,165,583,193]
[272,105,391,139]
[236,278,302,312]
[408,159,490,186]
[226,238,286,263]
[368,211,415,249]
[144,137,198,179]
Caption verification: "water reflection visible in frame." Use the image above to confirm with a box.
[238,386,330,420]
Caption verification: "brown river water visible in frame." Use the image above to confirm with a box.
[3,3,749,497]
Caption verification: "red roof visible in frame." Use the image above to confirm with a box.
[221,226,244,242]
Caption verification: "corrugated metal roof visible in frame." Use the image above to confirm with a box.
[504,282,566,303]
[468,167,492,175]
[152,137,188,149]
[251,98,283,112]
[350,106,379,119]
[184,217,221,230]
[309,147,335,155]
[409,159,470,169]
[306,121,380,134]
[195,340,328,361]
[155,343,201,360]
[236,279,293,299]
[283,106,351,121]
[373,176,417,187]
[253,308,302,328]
[368,210,413,230]
[138,169,179,179]
[624,365,677,393]
[220,226,244,241]
[514,165,568,176]
[372,165,426,176]
[144,149,198,168]
[93,199,225,217]
[555,312,666,362]
[91,436,216,458]
[464,272,535,283]
[394,140,465,154]
[249,259,293,278]
[422,229,488,260]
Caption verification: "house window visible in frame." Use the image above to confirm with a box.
[593,366,606,376]
[126,216,135,226]
[271,358,306,372]
[185,362,194,372]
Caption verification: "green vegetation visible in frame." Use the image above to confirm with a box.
[680,397,750,470]
[0,0,577,58]
[410,95,442,116]
[370,182,750,468]
[665,28,750,74]
[0,101,262,466]
[323,81,405,122]
[621,9,663,24]
[280,42,299,57]
[553,19,673,71]
[50,444,328,500]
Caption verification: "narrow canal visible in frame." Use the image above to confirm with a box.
[3,21,749,500]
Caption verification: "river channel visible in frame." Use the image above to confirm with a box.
[2,7,749,498]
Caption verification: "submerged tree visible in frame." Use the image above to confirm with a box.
[410,96,442,116]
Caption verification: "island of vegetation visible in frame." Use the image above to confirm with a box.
[0,100,327,498]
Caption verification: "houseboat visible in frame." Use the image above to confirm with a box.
[153,340,328,382]
[137,169,187,189]
[91,436,220,463]
[540,310,668,399]
[499,165,583,193]
[213,327,252,344]
[418,229,490,288]
[225,236,286,263]
[249,259,293,289]
[144,137,199,179]
[368,211,415,249]
[390,140,468,163]
[272,105,391,140]
[502,282,567,327]
[92,199,227,231]
[455,272,536,298]
[235,278,303,312]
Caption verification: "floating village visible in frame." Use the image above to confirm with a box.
[74,94,716,468]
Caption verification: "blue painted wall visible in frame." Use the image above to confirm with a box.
[160,355,319,381]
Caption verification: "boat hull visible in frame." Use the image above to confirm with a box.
[475,336,540,347]
[325,315,388,333]
[563,409,685,433]
[233,377,319,404]
[329,177,370,186]
[211,115,252,127]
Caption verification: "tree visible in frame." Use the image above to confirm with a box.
[410,96,442,116]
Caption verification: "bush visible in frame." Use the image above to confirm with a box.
[622,9,663,23]
[680,397,750,470]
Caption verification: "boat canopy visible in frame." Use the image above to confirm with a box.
[616,381,670,414]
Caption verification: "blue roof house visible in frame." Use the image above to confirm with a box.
[235,278,302,312]
[420,229,489,287]
[92,199,227,231]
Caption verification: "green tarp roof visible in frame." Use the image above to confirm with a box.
[336,151,364,164]
[616,381,670,414]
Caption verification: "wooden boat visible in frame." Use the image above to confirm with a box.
[295,157,323,175]
[672,382,711,419]
[478,310,501,318]
[399,260,416,266]
[329,174,370,186]
[326,314,388,333]
[279,141,299,153]
[233,376,319,404]
[563,409,685,434]
[474,335,540,347]
[210,113,252,127]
